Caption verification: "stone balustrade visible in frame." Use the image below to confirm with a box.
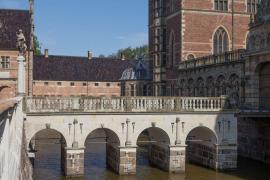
[23,96,230,113]
[179,49,245,70]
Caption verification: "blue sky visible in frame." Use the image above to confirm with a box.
[0,0,148,56]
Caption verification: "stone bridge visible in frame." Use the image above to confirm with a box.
[23,96,237,177]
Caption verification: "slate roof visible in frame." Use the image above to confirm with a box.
[0,9,31,50]
[33,55,136,82]
[120,59,152,81]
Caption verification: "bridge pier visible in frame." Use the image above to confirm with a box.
[106,144,137,175]
[216,145,237,170]
[149,144,186,173]
[62,147,85,177]
[187,143,237,170]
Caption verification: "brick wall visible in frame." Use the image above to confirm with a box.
[32,81,121,97]
[0,50,32,100]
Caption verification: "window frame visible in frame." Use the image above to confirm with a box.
[1,56,10,69]
[214,0,229,11]
[213,27,230,54]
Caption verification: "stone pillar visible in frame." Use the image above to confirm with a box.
[62,147,85,177]
[175,117,181,145]
[125,118,132,146]
[149,144,186,173]
[17,55,26,96]
[216,144,237,170]
[169,146,186,173]
[220,95,229,109]
[119,147,136,175]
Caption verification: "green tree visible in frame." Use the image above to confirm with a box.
[108,45,149,60]
[33,35,42,55]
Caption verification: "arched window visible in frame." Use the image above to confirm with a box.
[214,0,228,11]
[187,54,195,60]
[267,33,270,47]
[169,31,175,66]
[213,27,229,54]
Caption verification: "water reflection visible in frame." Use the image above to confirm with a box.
[32,139,270,180]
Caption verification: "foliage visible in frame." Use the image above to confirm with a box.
[33,35,42,55]
[107,45,149,60]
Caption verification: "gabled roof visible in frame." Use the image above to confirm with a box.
[33,55,135,82]
[0,9,31,50]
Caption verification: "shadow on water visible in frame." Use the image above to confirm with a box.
[33,138,270,180]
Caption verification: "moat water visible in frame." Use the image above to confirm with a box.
[32,139,270,180]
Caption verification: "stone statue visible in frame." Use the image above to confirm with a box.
[16,29,27,56]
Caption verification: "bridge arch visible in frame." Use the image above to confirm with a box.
[185,126,218,145]
[26,127,69,149]
[28,128,67,179]
[134,126,172,147]
[185,126,218,169]
[84,128,120,146]
[135,126,172,172]
[83,128,121,174]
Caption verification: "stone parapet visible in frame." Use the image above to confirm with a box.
[23,96,232,114]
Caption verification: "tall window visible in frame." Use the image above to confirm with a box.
[154,0,163,18]
[214,0,228,11]
[169,31,175,66]
[213,27,229,54]
[130,84,135,96]
[247,0,260,13]
[1,56,10,69]
[267,33,270,47]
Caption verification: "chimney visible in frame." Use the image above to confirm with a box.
[88,51,93,60]
[121,53,125,61]
[44,49,49,58]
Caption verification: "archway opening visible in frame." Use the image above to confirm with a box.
[29,129,66,179]
[136,127,171,172]
[186,126,217,169]
[84,128,120,176]
[259,62,270,109]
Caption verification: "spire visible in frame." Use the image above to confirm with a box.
[29,0,34,50]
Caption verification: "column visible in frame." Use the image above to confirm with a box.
[175,117,181,145]
[62,147,85,177]
[17,55,26,96]
[125,119,132,146]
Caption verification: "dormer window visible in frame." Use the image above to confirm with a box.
[214,0,228,11]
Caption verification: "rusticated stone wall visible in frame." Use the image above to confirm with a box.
[149,143,170,171]
[216,145,237,169]
[119,147,136,175]
[187,143,237,170]
[62,148,84,177]
[187,143,216,169]
[106,143,120,173]
[238,117,270,164]
[149,144,186,172]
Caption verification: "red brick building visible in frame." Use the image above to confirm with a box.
[0,9,33,101]
[149,0,254,96]
[32,52,135,97]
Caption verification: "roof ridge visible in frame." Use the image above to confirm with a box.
[0,9,29,12]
